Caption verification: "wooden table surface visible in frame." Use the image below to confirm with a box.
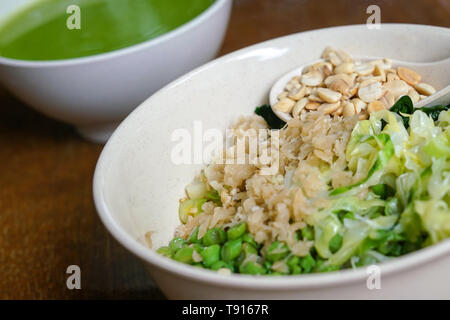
[1,0,449,299]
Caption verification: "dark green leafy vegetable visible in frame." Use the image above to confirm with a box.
[389,95,449,128]
[421,104,450,122]
[389,95,414,127]
[254,104,286,129]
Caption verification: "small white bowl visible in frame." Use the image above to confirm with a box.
[94,24,450,299]
[0,0,232,142]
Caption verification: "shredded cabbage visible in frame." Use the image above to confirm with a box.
[314,107,450,268]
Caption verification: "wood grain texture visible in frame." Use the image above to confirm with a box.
[0,0,448,299]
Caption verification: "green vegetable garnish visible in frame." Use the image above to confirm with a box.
[389,95,449,128]
[254,104,286,129]
[227,222,247,240]
[239,261,267,275]
[221,239,243,262]
[174,247,195,264]
[300,255,316,273]
[156,246,173,257]
[265,242,290,262]
[201,244,221,267]
[202,228,227,246]
[169,237,187,252]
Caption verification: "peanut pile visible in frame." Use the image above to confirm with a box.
[274,47,436,119]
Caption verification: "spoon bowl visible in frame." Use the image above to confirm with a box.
[270,55,450,122]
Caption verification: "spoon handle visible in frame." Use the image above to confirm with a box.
[415,84,450,109]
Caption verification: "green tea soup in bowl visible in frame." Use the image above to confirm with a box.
[0,0,231,142]
[0,0,215,61]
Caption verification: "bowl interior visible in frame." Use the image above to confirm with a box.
[95,24,450,272]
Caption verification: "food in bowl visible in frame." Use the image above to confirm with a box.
[156,47,449,276]
[0,0,215,61]
[158,98,449,275]
[274,47,436,119]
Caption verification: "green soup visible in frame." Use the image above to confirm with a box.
[0,0,215,61]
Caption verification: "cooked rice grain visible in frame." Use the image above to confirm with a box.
[176,110,358,256]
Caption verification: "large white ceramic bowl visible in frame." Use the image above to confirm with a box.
[94,24,450,299]
[0,0,232,142]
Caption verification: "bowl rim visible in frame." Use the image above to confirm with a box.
[94,23,450,289]
[0,0,228,68]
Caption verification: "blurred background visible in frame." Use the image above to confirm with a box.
[0,0,449,299]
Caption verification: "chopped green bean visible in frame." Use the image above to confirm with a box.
[169,237,187,252]
[221,238,243,262]
[242,233,258,248]
[263,261,272,270]
[227,222,247,240]
[300,254,316,273]
[202,228,227,246]
[211,260,234,272]
[291,265,302,275]
[201,244,221,267]
[191,243,204,254]
[286,255,300,268]
[266,241,290,262]
[301,226,315,241]
[239,261,267,275]
[156,246,173,257]
[174,247,194,264]
[235,242,258,266]
[315,260,340,273]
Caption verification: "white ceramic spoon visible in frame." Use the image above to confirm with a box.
[270,55,450,122]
